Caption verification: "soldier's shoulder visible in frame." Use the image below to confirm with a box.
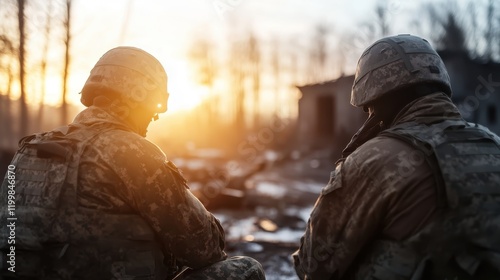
[350,135,416,164]
[94,129,167,161]
[344,135,426,183]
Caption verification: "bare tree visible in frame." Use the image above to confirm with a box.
[189,36,218,126]
[271,39,281,116]
[61,0,72,125]
[307,24,329,83]
[425,2,467,53]
[38,0,54,130]
[288,38,299,85]
[484,0,494,60]
[287,37,302,118]
[417,0,500,60]
[0,35,15,148]
[229,39,246,133]
[343,0,391,70]
[496,7,500,60]
[246,33,261,128]
[466,1,480,58]
[17,0,28,137]
[187,31,261,143]
[375,0,390,37]
[434,12,467,52]
[482,0,500,61]
[471,0,500,61]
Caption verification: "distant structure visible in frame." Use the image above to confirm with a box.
[296,50,500,158]
[296,75,365,159]
[439,50,500,135]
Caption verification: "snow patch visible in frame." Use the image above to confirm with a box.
[283,206,314,223]
[174,158,206,170]
[255,181,287,198]
[252,227,304,243]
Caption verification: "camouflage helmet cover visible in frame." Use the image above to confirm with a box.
[351,34,452,107]
[81,46,168,113]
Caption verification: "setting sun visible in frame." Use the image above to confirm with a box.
[164,59,210,113]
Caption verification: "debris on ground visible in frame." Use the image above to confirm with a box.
[172,148,334,279]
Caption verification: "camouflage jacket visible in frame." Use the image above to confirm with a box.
[293,93,483,279]
[1,106,226,279]
[74,106,226,262]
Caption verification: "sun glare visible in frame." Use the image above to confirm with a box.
[42,76,64,106]
[164,59,210,113]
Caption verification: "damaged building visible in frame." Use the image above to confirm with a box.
[296,75,365,160]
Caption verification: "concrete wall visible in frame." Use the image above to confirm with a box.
[297,75,365,156]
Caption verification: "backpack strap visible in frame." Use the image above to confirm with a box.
[382,121,500,278]
[380,123,450,209]
[53,123,116,210]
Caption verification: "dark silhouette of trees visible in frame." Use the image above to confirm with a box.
[61,0,72,125]
[307,24,330,83]
[484,0,496,60]
[374,0,390,37]
[189,36,218,123]
[424,2,467,53]
[0,35,15,148]
[229,38,246,133]
[17,0,28,137]
[271,39,281,116]
[421,0,500,60]
[246,33,261,128]
[38,0,54,130]
[0,0,77,147]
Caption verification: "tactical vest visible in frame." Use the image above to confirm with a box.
[350,119,500,280]
[0,124,172,279]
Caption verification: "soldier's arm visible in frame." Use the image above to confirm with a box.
[110,140,226,269]
[293,154,386,279]
[143,165,226,268]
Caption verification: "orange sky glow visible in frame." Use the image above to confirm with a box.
[3,0,405,113]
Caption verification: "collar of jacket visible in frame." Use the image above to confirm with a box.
[72,106,142,136]
[390,92,464,127]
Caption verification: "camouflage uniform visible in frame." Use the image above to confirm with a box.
[292,93,500,279]
[0,105,265,280]
[179,256,266,280]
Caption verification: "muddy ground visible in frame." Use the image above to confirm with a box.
[175,149,334,279]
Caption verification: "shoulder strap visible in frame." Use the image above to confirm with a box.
[431,127,500,209]
[56,124,116,210]
[383,122,500,278]
[19,123,117,210]
[380,122,452,209]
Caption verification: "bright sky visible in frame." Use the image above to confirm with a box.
[54,0,420,112]
[11,0,475,113]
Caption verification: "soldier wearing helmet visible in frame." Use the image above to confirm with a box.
[0,47,265,280]
[293,34,500,279]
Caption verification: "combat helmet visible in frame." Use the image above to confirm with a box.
[351,34,452,107]
[81,46,168,113]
